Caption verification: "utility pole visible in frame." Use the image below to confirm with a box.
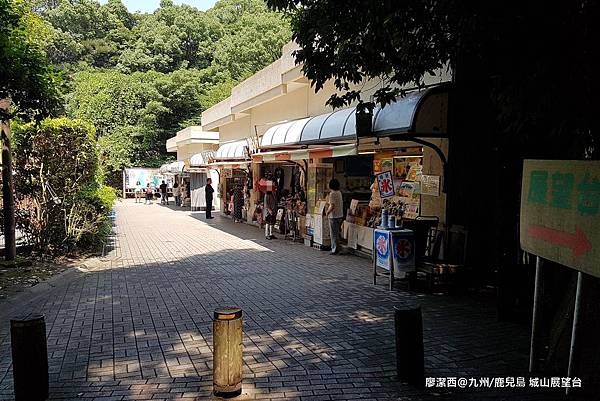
[1,99,16,263]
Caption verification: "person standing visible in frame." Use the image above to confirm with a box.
[264,190,277,239]
[159,180,168,205]
[326,178,344,255]
[145,183,153,204]
[205,178,214,219]
[233,183,243,223]
[173,181,181,206]
[134,181,142,203]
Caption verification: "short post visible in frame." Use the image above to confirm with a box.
[394,305,424,386]
[213,307,243,397]
[10,313,49,401]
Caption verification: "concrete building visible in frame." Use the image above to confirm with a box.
[200,42,452,253]
[163,126,220,209]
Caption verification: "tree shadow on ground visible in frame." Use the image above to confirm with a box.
[0,224,570,400]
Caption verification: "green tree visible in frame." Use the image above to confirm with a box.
[209,0,269,27]
[210,0,291,80]
[105,0,134,29]
[117,3,221,72]
[44,0,118,40]
[39,0,134,69]
[1,0,61,262]
[1,0,61,117]
[66,68,213,186]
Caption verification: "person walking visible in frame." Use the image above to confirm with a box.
[263,175,278,239]
[205,178,214,219]
[233,182,244,223]
[326,178,344,255]
[134,181,142,203]
[173,181,181,206]
[145,183,153,204]
[159,180,168,205]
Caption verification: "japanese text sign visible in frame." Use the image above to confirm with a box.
[376,171,395,198]
[520,160,600,278]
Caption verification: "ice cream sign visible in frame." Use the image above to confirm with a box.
[520,160,600,278]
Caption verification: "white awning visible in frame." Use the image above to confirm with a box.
[189,151,215,167]
[159,161,184,174]
[260,117,310,148]
[215,139,251,160]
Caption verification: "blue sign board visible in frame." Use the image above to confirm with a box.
[374,229,391,270]
[392,230,416,272]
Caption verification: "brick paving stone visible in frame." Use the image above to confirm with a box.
[0,200,565,400]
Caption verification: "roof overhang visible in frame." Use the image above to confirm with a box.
[257,84,450,150]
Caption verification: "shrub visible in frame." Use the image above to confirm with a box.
[11,117,116,254]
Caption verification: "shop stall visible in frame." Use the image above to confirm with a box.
[188,151,219,211]
[210,139,252,219]
[159,161,186,203]
[253,84,449,256]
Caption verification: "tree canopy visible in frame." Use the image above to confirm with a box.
[267,0,598,150]
[0,0,61,119]
[27,0,291,186]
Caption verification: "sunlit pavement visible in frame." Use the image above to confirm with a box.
[0,199,556,400]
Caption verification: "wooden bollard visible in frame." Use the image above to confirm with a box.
[11,313,49,401]
[394,305,424,386]
[213,307,243,397]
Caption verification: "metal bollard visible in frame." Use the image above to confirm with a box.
[10,313,49,401]
[213,307,243,397]
[394,305,424,386]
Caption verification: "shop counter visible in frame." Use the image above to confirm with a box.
[342,222,374,251]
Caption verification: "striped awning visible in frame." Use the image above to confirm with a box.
[258,84,449,149]
[253,144,356,162]
[190,150,215,167]
[215,138,251,161]
[159,161,185,174]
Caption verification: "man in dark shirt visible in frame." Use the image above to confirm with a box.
[205,178,214,219]
[159,181,168,205]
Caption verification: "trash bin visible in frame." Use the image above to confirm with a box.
[11,313,48,401]
[213,307,243,397]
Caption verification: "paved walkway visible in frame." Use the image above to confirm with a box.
[0,200,560,400]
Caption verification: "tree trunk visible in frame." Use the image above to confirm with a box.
[1,112,16,262]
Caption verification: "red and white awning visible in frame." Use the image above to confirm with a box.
[253,144,356,162]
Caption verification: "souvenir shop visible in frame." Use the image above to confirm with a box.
[210,138,253,218]
[250,84,449,252]
[249,158,307,239]
[188,151,220,211]
[220,165,251,219]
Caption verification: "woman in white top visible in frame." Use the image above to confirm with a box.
[326,178,344,255]
[172,182,181,206]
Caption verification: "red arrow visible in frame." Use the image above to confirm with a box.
[527,224,592,258]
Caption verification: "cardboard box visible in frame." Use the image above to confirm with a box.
[313,214,330,245]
